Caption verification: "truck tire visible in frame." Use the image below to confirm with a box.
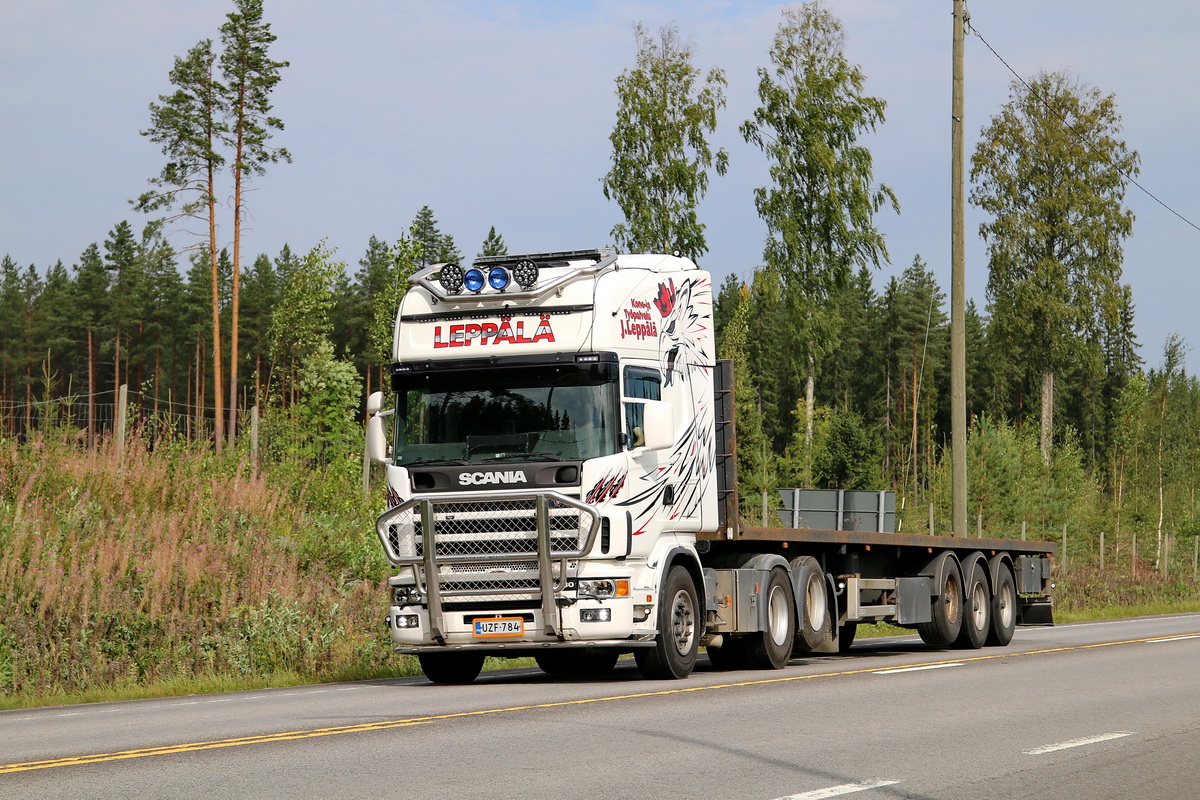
[739,567,795,669]
[791,556,832,653]
[838,622,858,653]
[535,649,620,676]
[953,562,990,649]
[705,641,742,671]
[987,563,1017,646]
[418,652,486,684]
[635,565,699,679]
[916,555,963,647]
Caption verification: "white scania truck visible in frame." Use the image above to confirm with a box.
[365,249,1054,684]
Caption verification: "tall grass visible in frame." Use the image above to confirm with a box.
[0,431,404,706]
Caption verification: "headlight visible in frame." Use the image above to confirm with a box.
[578,579,630,599]
[464,268,486,292]
[487,266,511,290]
[393,586,423,606]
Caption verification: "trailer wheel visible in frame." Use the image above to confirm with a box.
[791,556,832,653]
[987,563,1017,646]
[418,652,486,685]
[838,622,858,653]
[635,565,699,679]
[916,555,963,647]
[535,649,620,676]
[953,562,990,649]
[739,567,795,669]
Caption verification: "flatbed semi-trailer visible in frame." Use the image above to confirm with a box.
[366,249,1055,683]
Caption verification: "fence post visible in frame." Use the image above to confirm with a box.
[1100,530,1105,572]
[115,383,128,459]
[1133,533,1138,579]
[1061,523,1068,573]
[250,405,260,471]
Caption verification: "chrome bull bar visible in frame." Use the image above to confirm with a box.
[375,491,601,641]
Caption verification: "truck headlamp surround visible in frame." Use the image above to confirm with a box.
[487,266,511,291]
[463,268,486,293]
[437,263,464,294]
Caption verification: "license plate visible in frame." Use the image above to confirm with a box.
[473,617,523,637]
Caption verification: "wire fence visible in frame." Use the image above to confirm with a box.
[0,386,364,474]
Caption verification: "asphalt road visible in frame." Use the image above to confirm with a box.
[4,614,1200,799]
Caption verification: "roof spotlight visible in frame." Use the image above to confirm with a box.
[438,263,464,294]
[487,266,511,291]
[463,268,486,293]
[512,259,539,290]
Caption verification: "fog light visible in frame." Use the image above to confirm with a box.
[580,608,612,623]
[512,259,538,289]
[438,263,464,294]
[464,268,486,292]
[394,614,420,629]
[487,266,511,290]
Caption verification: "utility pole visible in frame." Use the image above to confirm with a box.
[950,0,968,537]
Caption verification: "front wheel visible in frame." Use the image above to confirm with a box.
[418,652,486,685]
[635,565,699,680]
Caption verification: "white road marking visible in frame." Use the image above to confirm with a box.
[1023,732,1134,755]
[776,780,901,799]
[1148,634,1200,643]
[872,663,963,675]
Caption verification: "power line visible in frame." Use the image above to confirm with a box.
[970,22,1200,235]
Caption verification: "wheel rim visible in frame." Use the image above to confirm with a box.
[997,579,1015,629]
[944,572,961,622]
[669,588,696,656]
[805,574,826,633]
[969,580,988,631]
[767,584,789,646]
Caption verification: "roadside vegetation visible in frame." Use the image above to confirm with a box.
[2,427,1198,711]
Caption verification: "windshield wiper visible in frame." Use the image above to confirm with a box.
[479,452,563,463]
[402,457,470,466]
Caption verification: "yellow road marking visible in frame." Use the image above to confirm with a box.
[3,631,1196,775]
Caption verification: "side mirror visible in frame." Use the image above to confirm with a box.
[637,400,674,452]
[365,391,390,464]
[367,390,385,415]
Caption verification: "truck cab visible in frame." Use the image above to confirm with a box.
[368,249,718,682]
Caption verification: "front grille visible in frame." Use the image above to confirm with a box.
[382,496,590,562]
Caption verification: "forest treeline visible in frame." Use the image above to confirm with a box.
[2,0,1199,569]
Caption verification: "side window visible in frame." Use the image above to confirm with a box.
[623,367,661,449]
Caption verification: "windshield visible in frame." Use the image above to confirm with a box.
[392,361,620,464]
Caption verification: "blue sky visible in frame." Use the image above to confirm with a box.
[3,1,1198,371]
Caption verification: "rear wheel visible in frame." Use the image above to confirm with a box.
[418,652,486,685]
[917,555,963,647]
[838,622,858,653]
[791,556,832,654]
[953,562,990,649]
[987,564,1017,646]
[739,567,795,669]
[535,649,620,676]
[635,565,699,679]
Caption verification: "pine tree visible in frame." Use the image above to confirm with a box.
[480,226,508,257]
[220,0,290,444]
